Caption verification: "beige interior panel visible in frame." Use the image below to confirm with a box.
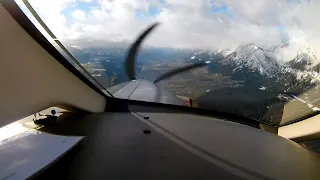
[278,114,320,142]
[0,4,106,127]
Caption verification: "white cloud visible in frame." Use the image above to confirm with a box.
[14,0,72,41]
[72,10,86,20]
[14,0,320,62]
[78,0,92,2]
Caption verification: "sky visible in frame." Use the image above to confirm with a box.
[14,0,320,62]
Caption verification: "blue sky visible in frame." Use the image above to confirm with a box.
[61,1,99,21]
[62,0,234,21]
[210,4,232,18]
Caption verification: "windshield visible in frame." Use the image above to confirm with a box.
[16,0,320,125]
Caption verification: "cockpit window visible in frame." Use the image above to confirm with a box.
[15,0,320,125]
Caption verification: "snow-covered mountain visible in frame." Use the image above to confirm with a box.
[215,49,233,57]
[185,43,320,96]
[220,43,279,76]
[206,43,320,81]
[276,45,320,92]
[284,46,318,70]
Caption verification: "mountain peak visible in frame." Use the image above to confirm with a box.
[295,45,317,63]
[216,48,233,56]
[238,43,263,51]
[226,43,279,76]
[285,45,318,70]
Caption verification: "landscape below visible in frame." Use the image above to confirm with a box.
[67,43,320,125]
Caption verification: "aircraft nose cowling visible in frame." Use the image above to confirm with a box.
[112,80,185,106]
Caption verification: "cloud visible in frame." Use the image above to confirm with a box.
[14,0,72,41]
[14,0,320,61]
[72,10,86,20]
[78,0,92,2]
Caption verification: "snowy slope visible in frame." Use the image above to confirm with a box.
[284,46,318,70]
[221,44,279,76]
[187,43,319,84]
